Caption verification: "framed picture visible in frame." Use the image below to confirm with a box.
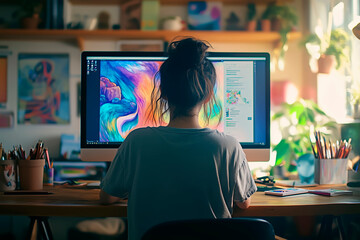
[17,53,70,124]
[0,112,14,128]
[188,1,222,30]
[0,56,7,108]
[116,40,164,52]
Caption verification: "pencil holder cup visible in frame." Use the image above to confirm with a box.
[43,167,54,186]
[314,158,349,184]
[0,160,16,191]
[19,159,45,190]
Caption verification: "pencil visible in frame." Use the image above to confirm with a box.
[45,148,51,168]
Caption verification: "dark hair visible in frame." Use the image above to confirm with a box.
[147,37,222,126]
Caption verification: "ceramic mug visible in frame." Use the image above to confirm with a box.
[0,160,16,191]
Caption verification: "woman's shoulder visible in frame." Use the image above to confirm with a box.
[127,127,240,148]
[126,127,155,137]
[210,130,240,145]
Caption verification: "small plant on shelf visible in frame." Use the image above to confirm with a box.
[12,0,43,29]
[303,28,350,73]
[246,3,257,31]
[262,4,298,70]
[260,6,271,31]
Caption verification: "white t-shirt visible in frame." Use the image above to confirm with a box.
[101,126,257,240]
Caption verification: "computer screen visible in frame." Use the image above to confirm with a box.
[81,51,270,162]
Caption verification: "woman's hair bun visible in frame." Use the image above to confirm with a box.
[168,38,209,69]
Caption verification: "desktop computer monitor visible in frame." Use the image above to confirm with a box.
[81,51,270,162]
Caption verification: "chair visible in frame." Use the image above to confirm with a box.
[142,218,276,240]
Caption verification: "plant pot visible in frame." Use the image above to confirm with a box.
[272,165,286,179]
[353,103,360,119]
[317,54,335,74]
[21,15,40,29]
[261,19,271,32]
[19,159,45,190]
[246,20,257,31]
[271,18,282,31]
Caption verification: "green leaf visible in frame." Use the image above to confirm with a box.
[289,102,304,115]
[305,107,315,123]
[274,139,292,166]
[322,121,338,128]
[309,101,327,116]
[291,139,308,156]
[298,112,307,125]
[288,163,297,172]
[272,111,284,120]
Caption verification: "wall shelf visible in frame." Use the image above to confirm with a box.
[0,29,301,50]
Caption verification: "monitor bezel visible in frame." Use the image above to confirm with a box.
[81,51,270,152]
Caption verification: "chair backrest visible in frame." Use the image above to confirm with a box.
[142,217,275,240]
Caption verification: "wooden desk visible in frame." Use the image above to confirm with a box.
[1,185,360,218]
[235,189,360,217]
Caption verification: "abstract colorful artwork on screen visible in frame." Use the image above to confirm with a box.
[99,60,160,142]
[99,60,224,142]
[18,54,70,124]
[226,90,249,105]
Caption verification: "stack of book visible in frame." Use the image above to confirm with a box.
[44,0,64,29]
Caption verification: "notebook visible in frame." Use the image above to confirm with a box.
[265,188,308,197]
[307,189,353,196]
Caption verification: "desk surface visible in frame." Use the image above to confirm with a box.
[1,186,360,217]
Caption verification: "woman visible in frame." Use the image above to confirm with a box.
[99,37,257,240]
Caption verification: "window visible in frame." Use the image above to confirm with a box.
[309,0,360,121]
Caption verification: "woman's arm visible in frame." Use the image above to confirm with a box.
[235,197,251,209]
[99,189,123,205]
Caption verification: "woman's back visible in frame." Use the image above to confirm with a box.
[101,126,254,240]
[99,37,256,240]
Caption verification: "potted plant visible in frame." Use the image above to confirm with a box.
[271,99,338,178]
[12,0,43,29]
[260,7,271,32]
[246,3,257,31]
[303,28,349,74]
[261,4,298,32]
[262,4,298,69]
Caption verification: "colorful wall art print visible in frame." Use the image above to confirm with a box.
[18,54,70,124]
[188,1,222,30]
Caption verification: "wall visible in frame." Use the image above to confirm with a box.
[0,0,309,158]
[0,40,81,157]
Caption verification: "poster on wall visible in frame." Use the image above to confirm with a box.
[0,57,7,108]
[188,1,222,30]
[0,112,13,128]
[18,53,70,124]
